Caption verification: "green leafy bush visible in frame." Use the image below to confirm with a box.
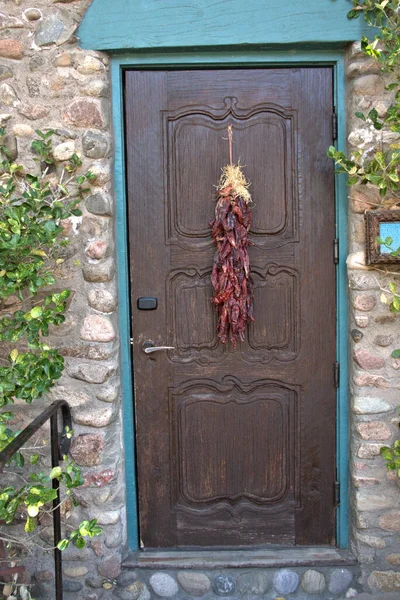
[0,128,101,594]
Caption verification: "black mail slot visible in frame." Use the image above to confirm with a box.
[137,297,158,310]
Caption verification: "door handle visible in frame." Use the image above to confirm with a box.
[142,341,175,354]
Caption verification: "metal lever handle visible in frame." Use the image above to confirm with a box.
[142,341,175,354]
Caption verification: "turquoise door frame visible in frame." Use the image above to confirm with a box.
[111,50,349,551]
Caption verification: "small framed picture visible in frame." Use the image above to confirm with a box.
[365,209,400,265]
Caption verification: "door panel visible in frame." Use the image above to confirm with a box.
[125,68,336,548]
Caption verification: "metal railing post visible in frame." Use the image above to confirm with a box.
[0,401,72,600]
[50,413,63,600]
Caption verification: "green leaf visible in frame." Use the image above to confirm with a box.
[50,466,62,479]
[30,306,43,319]
[29,453,39,465]
[57,539,70,551]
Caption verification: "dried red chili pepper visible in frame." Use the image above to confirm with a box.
[210,159,254,348]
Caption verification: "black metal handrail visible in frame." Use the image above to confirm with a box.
[0,400,72,600]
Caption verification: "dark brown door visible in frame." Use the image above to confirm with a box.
[125,68,336,548]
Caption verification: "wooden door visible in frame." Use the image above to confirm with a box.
[125,68,337,548]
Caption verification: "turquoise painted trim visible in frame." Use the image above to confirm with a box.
[111,50,349,551]
[334,58,349,550]
[112,60,139,550]
[78,0,371,52]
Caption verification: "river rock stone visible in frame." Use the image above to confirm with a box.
[374,334,394,347]
[86,240,108,260]
[81,79,109,97]
[353,373,390,388]
[379,510,400,531]
[351,329,363,343]
[29,55,45,72]
[386,554,400,565]
[76,55,105,75]
[355,315,369,328]
[273,569,299,595]
[301,570,326,594]
[50,386,90,408]
[357,443,384,458]
[353,348,385,370]
[88,289,116,313]
[115,588,141,600]
[80,314,115,342]
[353,74,385,95]
[86,192,112,215]
[0,39,24,59]
[18,103,50,120]
[353,294,377,312]
[0,65,13,82]
[13,123,33,137]
[356,421,392,440]
[96,385,119,403]
[150,573,178,597]
[353,396,392,414]
[212,574,235,596]
[0,83,17,106]
[236,571,269,595]
[117,572,137,588]
[328,569,354,595]
[63,579,84,591]
[357,533,386,548]
[357,492,394,511]
[63,565,88,577]
[177,572,211,597]
[70,434,104,467]
[137,583,151,600]
[53,141,75,161]
[3,133,17,161]
[54,52,72,67]
[97,554,121,579]
[72,405,114,428]
[0,13,23,29]
[23,8,42,21]
[368,571,400,591]
[66,360,116,384]
[83,257,115,283]
[26,77,40,98]
[89,160,111,185]
[348,272,379,291]
[82,130,109,158]
[35,12,65,46]
[84,469,115,488]
[64,98,105,128]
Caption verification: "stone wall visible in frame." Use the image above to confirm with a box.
[0,1,125,597]
[0,0,400,598]
[346,42,400,593]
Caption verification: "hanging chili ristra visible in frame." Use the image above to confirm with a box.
[210,126,254,347]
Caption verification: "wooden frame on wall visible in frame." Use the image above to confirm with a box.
[365,209,400,264]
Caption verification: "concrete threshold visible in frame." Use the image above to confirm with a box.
[123,547,357,569]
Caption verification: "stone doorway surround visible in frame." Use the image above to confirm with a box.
[0,0,399,598]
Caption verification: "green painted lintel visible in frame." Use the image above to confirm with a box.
[78,0,372,52]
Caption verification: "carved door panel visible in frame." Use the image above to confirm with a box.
[125,69,336,548]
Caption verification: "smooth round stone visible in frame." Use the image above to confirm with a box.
[63,580,83,592]
[273,569,300,595]
[237,572,269,595]
[149,573,178,597]
[177,572,211,597]
[301,569,326,594]
[24,8,42,21]
[328,568,354,595]
[213,574,235,596]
